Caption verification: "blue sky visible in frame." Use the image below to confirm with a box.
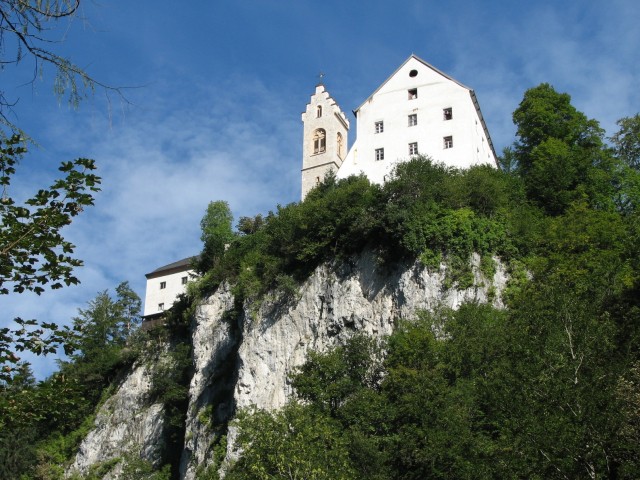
[3,0,639,378]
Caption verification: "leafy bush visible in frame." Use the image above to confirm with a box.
[193,157,529,309]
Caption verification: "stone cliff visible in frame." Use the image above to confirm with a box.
[69,251,507,479]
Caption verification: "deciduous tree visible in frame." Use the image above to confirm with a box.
[512,83,614,214]
[0,135,101,380]
[196,201,234,273]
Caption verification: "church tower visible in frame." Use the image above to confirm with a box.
[301,81,349,199]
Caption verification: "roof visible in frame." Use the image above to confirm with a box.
[145,256,195,278]
[354,54,498,166]
[354,54,471,114]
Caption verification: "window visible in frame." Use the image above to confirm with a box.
[316,105,322,118]
[337,132,344,158]
[313,128,326,154]
[409,142,419,156]
[443,108,453,120]
[181,276,188,285]
[408,114,417,126]
[408,88,418,100]
[160,281,166,289]
[158,303,165,311]
[315,176,320,184]
[375,148,384,161]
[375,121,384,133]
[444,136,453,149]
[409,69,418,77]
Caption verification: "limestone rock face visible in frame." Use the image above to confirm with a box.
[72,252,507,479]
[181,252,507,478]
[67,362,165,478]
[180,283,237,480]
[233,253,505,412]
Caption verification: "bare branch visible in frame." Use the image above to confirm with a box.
[0,0,131,134]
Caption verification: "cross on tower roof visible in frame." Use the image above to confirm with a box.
[317,72,325,86]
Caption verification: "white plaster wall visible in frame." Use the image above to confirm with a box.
[338,57,496,184]
[143,269,193,317]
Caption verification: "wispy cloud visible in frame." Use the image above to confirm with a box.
[3,74,303,377]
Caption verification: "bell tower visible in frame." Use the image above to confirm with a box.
[301,80,349,199]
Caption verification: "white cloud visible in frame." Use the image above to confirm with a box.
[3,74,303,378]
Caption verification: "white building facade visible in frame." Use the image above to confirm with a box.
[143,257,194,318]
[301,55,498,197]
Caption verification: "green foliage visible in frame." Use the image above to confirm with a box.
[615,361,640,478]
[0,283,144,478]
[195,434,227,480]
[611,114,640,170]
[120,454,171,480]
[511,83,618,214]
[197,201,235,274]
[233,234,640,478]
[291,335,383,416]
[0,135,101,295]
[191,157,526,315]
[79,457,122,480]
[227,404,357,480]
[0,134,102,380]
[5,86,638,479]
[513,83,604,161]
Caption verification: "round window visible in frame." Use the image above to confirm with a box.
[409,69,418,77]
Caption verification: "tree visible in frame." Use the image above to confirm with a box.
[0,135,101,380]
[611,114,640,169]
[0,136,101,296]
[511,83,614,214]
[69,281,141,362]
[0,283,143,478]
[236,214,264,235]
[512,83,604,166]
[196,201,234,273]
[227,404,357,480]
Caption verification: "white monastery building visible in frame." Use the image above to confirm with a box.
[143,257,194,318]
[301,54,498,198]
[143,55,498,319]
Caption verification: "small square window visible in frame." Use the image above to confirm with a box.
[158,303,165,311]
[409,142,419,156]
[375,121,384,133]
[444,136,453,149]
[160,281,166,289]
[408,88,418,100]
[375,148,385,161]
[181,276,188,285]
[408,114,417,127]
[443,108,453,120]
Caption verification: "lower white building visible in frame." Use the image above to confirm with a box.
[143,257,195,318]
